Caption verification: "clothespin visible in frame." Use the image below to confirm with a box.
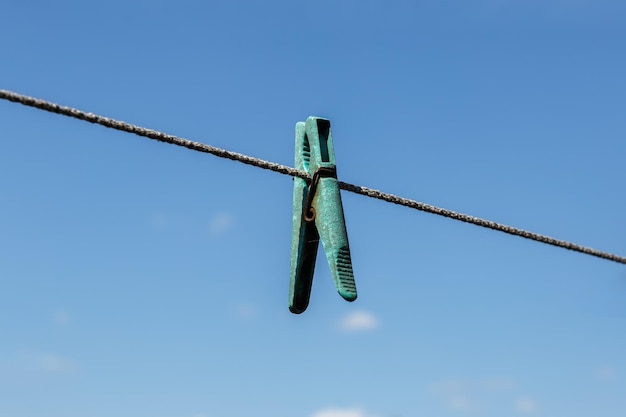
[289,117,357,314]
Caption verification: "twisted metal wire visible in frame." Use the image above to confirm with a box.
[2,89,624,265]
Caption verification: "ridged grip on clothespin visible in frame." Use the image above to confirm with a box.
[289,117,357,314]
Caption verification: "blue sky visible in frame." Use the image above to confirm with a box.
[1,1,626,416]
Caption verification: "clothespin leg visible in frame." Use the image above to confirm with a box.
[289,122,319,314]
[305,117,357,302]
[312,177,357,302]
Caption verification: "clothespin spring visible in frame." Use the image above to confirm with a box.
[303,167,337,222]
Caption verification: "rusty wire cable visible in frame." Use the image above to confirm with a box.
[1,88,625,265]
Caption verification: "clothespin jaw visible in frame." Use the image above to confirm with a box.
[289,117,357,314]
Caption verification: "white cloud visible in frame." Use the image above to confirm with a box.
[149,212,170,229]
[431,377,518,413]
[53,310,70,326]
[516,397,537,414]
[0,351,78,376]
[479,377,517,392]
[337,310,379,332]
[431,378,466,396]
[235,303,257,320]
[431,377,516,396]
[594,366,617,381]
[448,395,475,411]
[209,212,234,237]
[38,353,77,373]
[311,407,372,417]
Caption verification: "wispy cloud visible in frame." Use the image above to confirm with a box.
[38,353,77,373]
[148,212,170,229]
[516,397,537,414]
[337,310,380,332]
[209,212,234,237]
[431,377,518,413]
[448,394,477,412]
[52,310,70,326]
[9,351,79,374]
[311,407,374,417]
[234,303,257,320]
[431,377,517,395]
[594,365,617,381]
[431,379,483,413]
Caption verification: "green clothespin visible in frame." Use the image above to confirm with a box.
[289,117,357,314]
